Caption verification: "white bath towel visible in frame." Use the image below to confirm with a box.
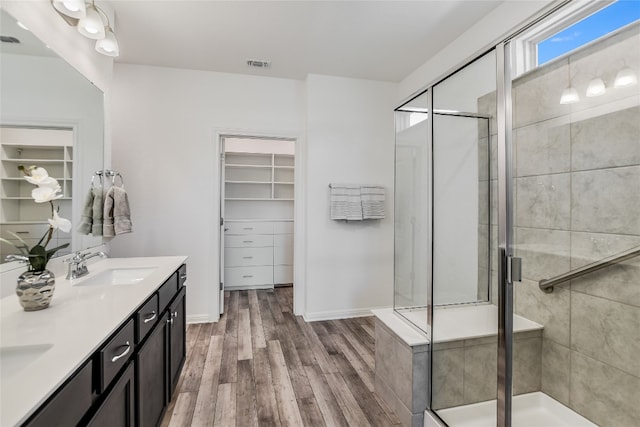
[103,186,132,237]
[330,184,363,221]
[361,185,385,219]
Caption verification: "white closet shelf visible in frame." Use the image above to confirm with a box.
[1,159,65,164]
[225,198,294,201]
[225,164,272,169]
[225,180,271,185]
[2,197,72,200]
[274,182,294,185]
[273,166,294,169]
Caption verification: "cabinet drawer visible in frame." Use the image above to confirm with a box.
[135,294,158,344]
[274,266,293,284]
[25,360,93,427]
[98,319,135,393]
[178,264,187,288]
[225,247,273,267]
[225,266,273,287]
[225,234,273,248]
[158,272,179,313]
[225,221,273,235]
[0,223,49,239]
[273,221,293,234]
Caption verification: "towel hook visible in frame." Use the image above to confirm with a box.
[112,172,125,188]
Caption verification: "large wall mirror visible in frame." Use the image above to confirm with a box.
[0,8,104,271]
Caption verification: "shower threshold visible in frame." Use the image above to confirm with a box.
[431,392,596,427]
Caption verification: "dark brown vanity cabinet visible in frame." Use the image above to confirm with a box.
[21,264,187,427]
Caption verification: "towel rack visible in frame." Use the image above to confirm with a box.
[93,169,125,188]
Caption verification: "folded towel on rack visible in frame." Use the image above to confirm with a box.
[91,186,104,236]
[330,184,363,221]
[361,185,385,219]
[77,189,94,235]
[103,186,132,237]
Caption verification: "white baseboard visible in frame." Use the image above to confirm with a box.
[225,284,274,291]
[303,306,388,322]
[186,314,213,324]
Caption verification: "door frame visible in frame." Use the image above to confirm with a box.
[214,128,306,319]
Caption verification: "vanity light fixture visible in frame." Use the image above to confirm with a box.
[585,77,606,97]
[51,0,119,57]
[52,0,86,19]
[614,67,638,88]
[559,87,580,104]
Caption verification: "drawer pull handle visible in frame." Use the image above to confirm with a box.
[111,341,131,363]
[243,275,253,278]
[172,311,178,318]
[243,227,254,230]
[167,318,173,325]
[243,240,254,243]
[143,311,157,323]
[15,231,29,234]
[180,274,187,280]
[243,256,253,259]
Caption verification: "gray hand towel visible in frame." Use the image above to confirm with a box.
[77,189,94,235]
[104,186,132,237]
[91,186,104,236]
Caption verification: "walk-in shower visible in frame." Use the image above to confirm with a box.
[392,2,640,426]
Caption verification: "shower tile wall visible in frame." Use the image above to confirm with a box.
[511,24,640,427]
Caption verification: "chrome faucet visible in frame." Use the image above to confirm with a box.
[64,251,108,280]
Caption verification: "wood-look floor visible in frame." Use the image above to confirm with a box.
[161,287,401,427]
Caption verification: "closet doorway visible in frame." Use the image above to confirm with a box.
[219,136,296,315]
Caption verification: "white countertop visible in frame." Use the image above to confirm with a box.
[0,256,187,426]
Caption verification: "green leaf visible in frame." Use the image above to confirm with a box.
[28,245,48,272]
[0,237,29,256]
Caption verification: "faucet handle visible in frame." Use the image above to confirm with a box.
[64,252,85,264]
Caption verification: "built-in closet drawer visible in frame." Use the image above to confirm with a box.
[225,247,273,267]
[274,266,293,284]
[225,221,273,235]
[0,223,49,239]
[225,235,273,248]
[273,221,293,234]
[225,266,273,287]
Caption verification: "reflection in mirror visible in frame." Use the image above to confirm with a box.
[0,9,104,268]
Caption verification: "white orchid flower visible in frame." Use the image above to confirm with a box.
[24,167,59,188]
[48,210,72,233]
[32,186,63,203]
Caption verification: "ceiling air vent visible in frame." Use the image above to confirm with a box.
[0,36,20,44]
[246,59,271,69]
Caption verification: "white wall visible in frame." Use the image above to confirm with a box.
[398,0,553,104]
[109,64,305,321]
[304,74,397,320]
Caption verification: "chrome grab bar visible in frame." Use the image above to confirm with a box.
[539,245,640,293]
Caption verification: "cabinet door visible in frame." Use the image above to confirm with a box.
[136,312,168,427]
[168,288,186,398]
[87,363,135,427]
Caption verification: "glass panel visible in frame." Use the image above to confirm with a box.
[430,50,497,420]
[393,91,430,334]
[510,17,640,427]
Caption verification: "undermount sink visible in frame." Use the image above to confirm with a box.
[0,344,54,380]
[74,267,156,286]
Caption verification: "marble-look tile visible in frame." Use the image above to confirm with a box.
[479,181,489,226]
[515,227,571,283]
[571,106,640,171]
[490,179,498,226]
[412,351,429,411]
[463,343,497,404]
[569,26,640,115]
[514,279,571,346]
[478,137,490,182]
[477,267,490,301]
[513,337,542,395]
[540,339,570,405]
[477,90,497,136]
[515,118,571,177]
[571,232,640,307]
[514,58,571,128]
[515,173,571,230]
[571,292,640,377]
[478,225,490,271]
[571,166,640,235]
[570,351,640,427]
[375,322,415,408]
[431,348,464,410]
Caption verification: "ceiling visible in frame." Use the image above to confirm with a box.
[111,0,503,82]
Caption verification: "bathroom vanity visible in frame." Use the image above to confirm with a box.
[0,256,187,427]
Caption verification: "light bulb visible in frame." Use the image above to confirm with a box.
[95,27,119,57]
[560,87,579,105]
[614,67,638,88]
[52,0,86,19]
[586,78,606,97]
[78,5,105,39]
